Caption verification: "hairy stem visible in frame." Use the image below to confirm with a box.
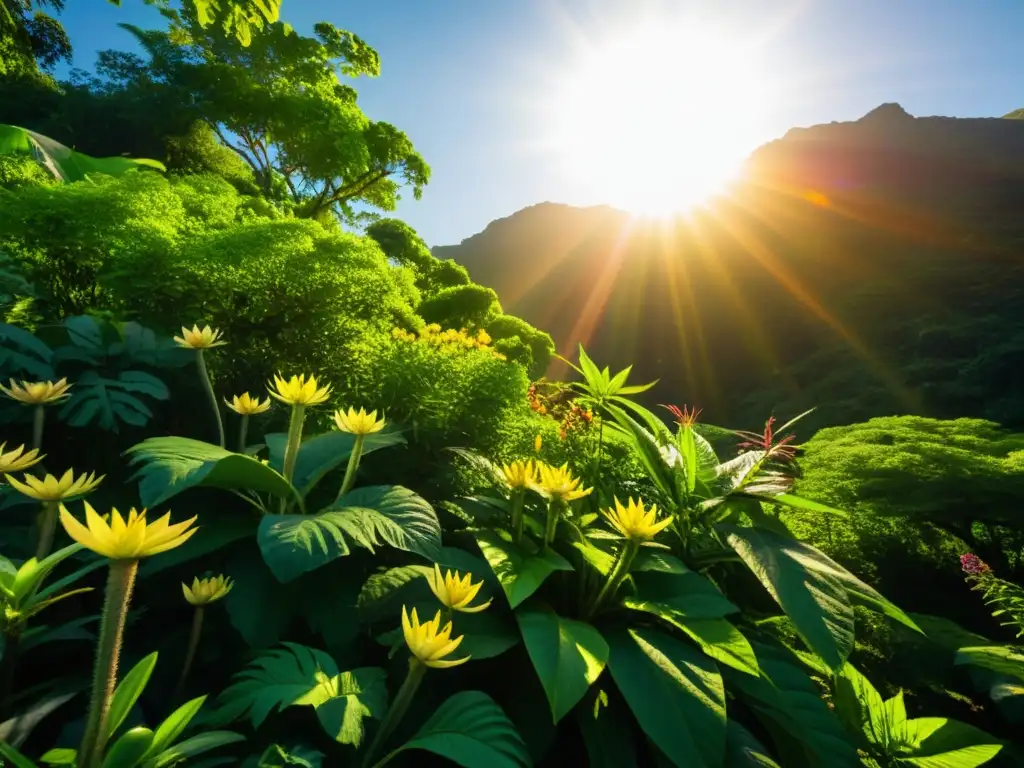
[589,539,639,619]
[237,414,250,453]
[279,405,306,512]
[195,351,225,449]
[510,489,526,543]
[31,404,44,453]
[34,500,59,560]
[174,607,204,701]
[78,559,138,768]
[337,434,365,501]
[362,658,426,768]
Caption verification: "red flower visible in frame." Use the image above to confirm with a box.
[736,416,797,461]
[661,404,701,428]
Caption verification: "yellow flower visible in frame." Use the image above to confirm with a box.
[0,378,72,405]
[534,434,543,454]
[532,462,593,503]
[224,393,272,415]
[6,469,103,501]
[182,574,233,606]
[500,460,538,490]
[333,407,386,435]
[173,324,227,349]
[267,373,332,407]
[426,564,492,613]
[401,606,470,669]
[0,443,44,474]
[602,497,674,542]
[59,501,198,560]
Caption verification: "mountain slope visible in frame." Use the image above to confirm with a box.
[434,104,1024,432]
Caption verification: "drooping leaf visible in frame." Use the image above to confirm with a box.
[955,646,1024,683]
[211,643,385,747]
[900,717,1003,768]
[724,526,918,670]
[125,436,301,509]
[606,626,726,768]
[515,602,608,723]
[475,530,573,608]
[627,569,739,619]
[386,691,529,768]
[0,124,166,182]
[725,720,782,767]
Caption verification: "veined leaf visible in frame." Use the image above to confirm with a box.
[211,643,385,747]
[385,691,529,768]
[125,436,302,509]
[475,529,573,608]
[265,429,405,496]
[726,720,782,768]
[628,569,739,619]
[899,717,1003,767]
[0,124,166,182]
[832,663,891,750]
[955,646,1024,682]
[515,601,608,723]
[607,626,726,768]
[724,526,919,670]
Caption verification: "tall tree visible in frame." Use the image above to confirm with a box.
[113,12,429,223]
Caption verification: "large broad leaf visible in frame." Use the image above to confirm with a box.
[0,124,166,182]
[224,548,294,648]
[210,643,385,748]
[515,602,608,723]
[475,530,573,608]
[899,718,1003,767]
[628,605,760,677]
[606,626,726,768]
[258,485,440,583]
[575,689,639,768]
[955,646,1024,683]
[384,691,530,768]
[725,641,860,767]
[627,569,739,619]
[723,526,918,670]
[726,721,782,768]
[832,663,892,750]
[264,429,406,497]
[125,437,301,509]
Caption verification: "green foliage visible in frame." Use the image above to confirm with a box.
[418,283,502,329]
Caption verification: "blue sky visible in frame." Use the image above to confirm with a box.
[54,0,1024,246]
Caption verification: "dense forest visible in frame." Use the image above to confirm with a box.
[2,2,1024,768]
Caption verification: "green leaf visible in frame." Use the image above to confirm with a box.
[515,602,608,723]
[211,643,384,747]
[628,570,739,619]
[909,614,991,652]
[259,486,441,583]
[577,344,604,390]
[104,652,158,746]
[224,548,293,648]
[143,696,206,761]
[724,526,918,670]
[955,646,1024,682]
[475,530,573,608]
[0,124,166,182]
[265,429,406,496]
[606,626,726,768]
[450,609,521,661]
[674,618,760,677]
[575,689,638,768]
[0,742,39,768]
[725,641,860,767]
[147,732,246,768]
[40,748,76,765]
[725,721,782,767]
[386,691,529,768]
[357,565,433,622]
[832,663,889,749]
[125,436,301,510]
[253,744,324,768]
[102,726,154,768]
[900,717,1003,767]
[770,494,848,516]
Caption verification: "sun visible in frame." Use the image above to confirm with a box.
[543,19,776,216]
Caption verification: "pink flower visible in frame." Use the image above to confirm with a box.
[960,553,991,575]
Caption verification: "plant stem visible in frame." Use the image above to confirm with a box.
[237,414,250,453]
[78,559,138,768]
[173,607,204,701]
[336,433,365,501]
[195,350,225,448]
[34,500,59,560]
[510,489,526,543]
[588,539,639,619]
[31,404,44,452]
[543,499,564,549]
[362,658,426,768]
[279,404,306,512]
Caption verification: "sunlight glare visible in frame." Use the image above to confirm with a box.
[544,19,776,215]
